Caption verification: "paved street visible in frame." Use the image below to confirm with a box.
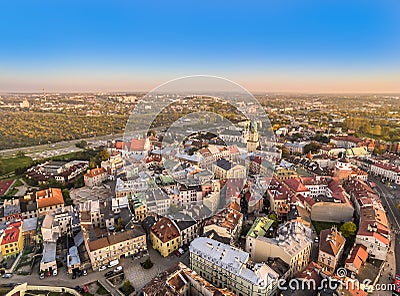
[369,176,400,277]
[121,246,189,290]
[0,133,124,159]
[0,245,189,295]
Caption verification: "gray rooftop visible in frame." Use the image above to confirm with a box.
[190,237,278,287]
[67,245,81,267]
[22,217,38,232]
[41,242,57,264]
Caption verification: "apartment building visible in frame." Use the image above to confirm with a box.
[213,159,246,180]
[150,217,181,257]
[318,226,346,273]
[190,237,279,296]
[84,167,108,188]
[36,188,64,217]
[203,207,243,243]
[0,221,24,258]
[143,262,236,296]
[246,219,312,277]
[83,225,147,270]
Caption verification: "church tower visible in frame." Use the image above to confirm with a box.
[246,121,260,152]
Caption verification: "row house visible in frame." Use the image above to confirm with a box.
[0,199,21,228]
[203,207,243,244]
[267,177,294,218]
[370,161,400,184]
[190,237,279,296]
[145,188,171,217]
[246,219,312,278]
[150,217,181,257]
[142,262,236,296]
[83,225,147,270]
[84,167,108,188]
[0,221,24,258]
[318,226,346,273]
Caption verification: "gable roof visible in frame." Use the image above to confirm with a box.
[345,244,368,270]
[284,178,309,193]
[130,138,147,151]
[1,221,22,245]
[319,228,346,257]
[85,167,106,177]
[36,188,64,209]
[151,217,180,243]
[215,158,234,170]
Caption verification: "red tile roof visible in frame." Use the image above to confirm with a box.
[372,161,400,173]
[151,217,180,243]
[268,177,294,201]
[345,244,368,270]
[1,221,22,245]
[85,167,106,178]
[130,138,146,151]
[332,136,362,144]
[284,178,309,193]
[36,188,64,209]
[228,145,239,154]
[115,141,124,150]
[319,227,346,256]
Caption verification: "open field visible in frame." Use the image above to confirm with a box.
[0,155,33,174]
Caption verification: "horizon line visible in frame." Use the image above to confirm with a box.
[1,90,400,95]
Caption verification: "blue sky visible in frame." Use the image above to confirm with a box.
[0,0,399,92]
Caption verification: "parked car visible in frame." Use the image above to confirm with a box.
[40,273,45,280]
[173,250,182,257]
[114,266,123,273]
[82,286,88,293]
[178,248,184,254]
[83,269,87,276]
[107,259,119,268]
[72,273,76,279]
[98,266,107,271]
[2,273,13,278]
[105,271,114,277]
[52,269,57,276]
[74,286,83,293]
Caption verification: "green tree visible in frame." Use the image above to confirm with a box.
[62,188,73,206]
[99,149,110,161]
[268,213,279,227]
[75,140,87,149]
[89,158,98,169]
[0,160,5,175]
[281,146,290,159]
[48,178,63,188]
[120,280,135,296]
[16,150,25,158]
[142,257,153,269]
[303,142,322,155]
[168,204,181,214]
[340,222,357,238]
[73,175,85,188]
[114,217,125,231]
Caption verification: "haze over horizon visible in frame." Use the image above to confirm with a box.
[1,1,399,93]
